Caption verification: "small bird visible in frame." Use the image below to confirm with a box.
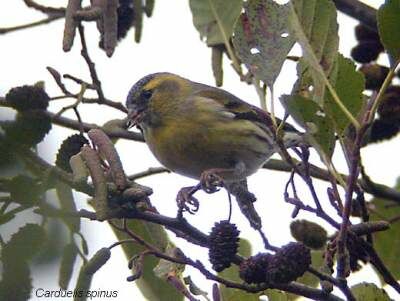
[126,73,301,213]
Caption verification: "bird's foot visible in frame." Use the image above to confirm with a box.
[176,185,200,216]
[200,169,225,193]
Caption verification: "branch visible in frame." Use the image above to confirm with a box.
[46,66,127,112]
[46,111,143,142]
[128,167,171,180]
[333,0,377,31]
[23,0,66,15]
[78,24,106,102]
[263,159,400,204]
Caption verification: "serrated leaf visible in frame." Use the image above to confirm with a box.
[0,224,43,301]
[6,174,43,207]
[325,54,365,134]
[2,223,46,262]
[232,0,295,86]
[288,0,339,104]
[370,179,400,281]
[189,0,242,46]
[0,261,32,301]
[378,0,400,62]
[281,94,335,158]
[218,239,259,301]
[351,282,391,301]
[59,243,78,289]
[56,181,80,233]
[109,219,183,301]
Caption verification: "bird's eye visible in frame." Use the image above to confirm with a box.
[141,90,153,100]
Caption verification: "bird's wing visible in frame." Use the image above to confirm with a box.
[192,85,298,133]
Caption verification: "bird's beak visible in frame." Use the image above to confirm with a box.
[126,108,144,129]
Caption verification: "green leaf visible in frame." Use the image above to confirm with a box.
[351,282,391,301]
[189,0,242,46]
[6,174,43,207]
[232,0,295,86]
[0,223,45,301]
[2,223,47,262]
[265,290,290,301]
[109,219,183,301]
[56,181,80,233]
[288,0,339,81]
[325,54,365,134]
[59,243,79,289]
[378,0,400,62]
[0,260,32,301]
[370,179,400,281]
[218,239,259,301]
[281,94,335,158]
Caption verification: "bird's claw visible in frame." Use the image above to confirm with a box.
[176,186,200,215]
[200,171,224,193]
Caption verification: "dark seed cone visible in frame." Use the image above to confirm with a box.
[367,119,400,144]
[359,64,390,90]
[351,41,383,64]
[99,0,135,49]
[350,199,363,217]
[239,253,272,284]
[266,242,311,284]
[347,237,369,272]
[290,220,327,249]
[56,134,89,172]
[354,24,381,42]
[116,0,135,40]
[208,220,240,272]
[6,85,49,112]
[377,86,400,123]
[3,110,52,147]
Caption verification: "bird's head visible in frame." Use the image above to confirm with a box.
[126,72,191,129]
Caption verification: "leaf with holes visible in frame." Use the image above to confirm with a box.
[288,0,339,104]
[232,0,295,86]
[281,94,336,158]
[378,0,400,63]
[189,0,242,46]
[325,54,365,134]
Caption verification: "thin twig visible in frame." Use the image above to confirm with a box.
[0,15,63,34]
[23,0,66,15]
[333,0,377,30]
[78,24,106,102]
[127,167,170,180]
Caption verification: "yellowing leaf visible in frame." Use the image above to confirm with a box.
[232,0,295,86]
[189,0,242,46]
